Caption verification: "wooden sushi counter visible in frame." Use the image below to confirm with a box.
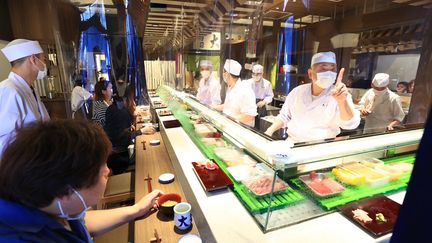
[133,114,407,243]
[134,131,199,243]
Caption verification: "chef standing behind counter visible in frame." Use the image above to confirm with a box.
[196,60,221,106]
[245,64,274,129]
[265,52,360,143]
[213,59,257,127]
[359,73,405,133]
[0,39,50,159]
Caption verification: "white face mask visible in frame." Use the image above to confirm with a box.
[223,72,229,84]
[57,189,91,221]
[373,88,387,95]
[201,70,211,79]
[252,74,262,82]
[315,71,337,89]
[36,57,47,80]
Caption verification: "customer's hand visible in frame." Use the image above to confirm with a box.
[133,189,163,217]
[140,126,156,135]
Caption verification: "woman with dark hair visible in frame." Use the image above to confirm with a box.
[104,85,155,174]
[92,80,112,127]
[0,120,162,241]
[396,81,409,94]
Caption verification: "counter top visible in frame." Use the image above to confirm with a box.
[160,125,405,243]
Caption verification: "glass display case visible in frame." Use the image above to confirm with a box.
[156,85,421,233]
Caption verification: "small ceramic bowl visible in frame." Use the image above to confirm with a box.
[157,193,182,216]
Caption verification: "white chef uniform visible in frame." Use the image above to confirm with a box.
[223,79,257,127]
[276,83,360,143]
[359,89,405,133]
[0,39,50,158]
[245,78,274,105]
[196,75,221,106]
[0,72,50,157]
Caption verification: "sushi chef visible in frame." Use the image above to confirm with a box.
[265,51,360,143]
[359,73,405,133]
[245,64,274,129]
[196,60,221,106]
[213,59,257,127]
[0,39,50,159]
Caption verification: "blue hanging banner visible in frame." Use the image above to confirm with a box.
[125,6,146,104]
[78,0,111,90]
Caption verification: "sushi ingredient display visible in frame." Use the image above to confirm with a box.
[299,172,345,197]
[243,176,288,196]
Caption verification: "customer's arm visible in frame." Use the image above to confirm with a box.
[85,190,162,236]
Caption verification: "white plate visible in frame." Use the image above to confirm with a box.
[158,173,175,183]
[177,234,202,243]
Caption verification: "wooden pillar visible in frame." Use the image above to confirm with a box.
[407,9,432,125]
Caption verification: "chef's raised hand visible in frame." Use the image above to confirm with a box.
[331,68,348,103]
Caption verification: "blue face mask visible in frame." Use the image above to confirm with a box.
[57,189,90,221]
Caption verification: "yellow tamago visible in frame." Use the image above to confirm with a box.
[332,168,366,185]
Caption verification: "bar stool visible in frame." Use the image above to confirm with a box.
[97,171,135,210]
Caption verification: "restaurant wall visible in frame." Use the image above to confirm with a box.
[0,0,13,41]
[0,40,10,81]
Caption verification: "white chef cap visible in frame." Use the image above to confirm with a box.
[372,73,390,87]
[224,59,242,76]
[1,39,43,62]
[311,51,336,66]
[252,64,263,74]
[199,60,213,67]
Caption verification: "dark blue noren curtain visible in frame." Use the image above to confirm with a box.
[126,9,147,104]
[78,1,111,90]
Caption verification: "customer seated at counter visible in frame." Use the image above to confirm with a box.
[213,59,257,127]
[0,120,162,242]
[92,80,112,127]
[359,73,405,133]
[265,51,360,143]
[104,85,155,174]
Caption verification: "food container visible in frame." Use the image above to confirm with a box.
[334,163,389,187]
[332,167,365,185]
[388,162,413,173]
[365,164,401,181]
[194,123,217,137]
[213,147,243,166]
[299,172,345,197]
[227,165,258,182]
[360,158,384,168]
[201,138,226,147]
[242,175,289,197]
[157,193,182,216]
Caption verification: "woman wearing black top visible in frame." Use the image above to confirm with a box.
[104,86,155,174]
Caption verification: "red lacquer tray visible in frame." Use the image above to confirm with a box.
[192,161,233,192]
[338,195,401,238]
[162,119,181,128]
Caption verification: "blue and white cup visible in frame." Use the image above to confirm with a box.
[174,202,192,230]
